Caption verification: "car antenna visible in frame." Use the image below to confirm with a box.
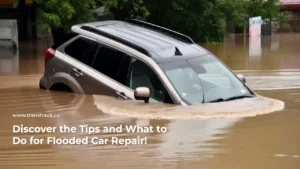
[175,47,182,55]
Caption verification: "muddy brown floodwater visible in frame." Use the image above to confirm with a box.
[0,33,300,169]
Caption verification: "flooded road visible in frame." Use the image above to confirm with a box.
[0,33,300,169]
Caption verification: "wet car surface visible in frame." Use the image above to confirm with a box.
[0,33,300,169]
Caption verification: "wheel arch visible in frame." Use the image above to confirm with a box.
[49,72,84,94]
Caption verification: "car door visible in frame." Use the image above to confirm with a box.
[116,58,174,104]
[88,43,130,97]
[64,36,115,96]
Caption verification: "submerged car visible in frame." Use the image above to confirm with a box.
[40,19,255,105]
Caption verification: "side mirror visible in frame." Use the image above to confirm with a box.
[237,74,246,83]
[134,87,150,103]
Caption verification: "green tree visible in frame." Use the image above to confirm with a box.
[15,0,292,43]
[247,0,266,18]
[217,0,248,28]
[276,11,292,29]
[144,0,227,42]
[27,0,97,44]
[37,0,96,32]
[218,0,291,35]
[102,0,149,20]
[247,0,291,23]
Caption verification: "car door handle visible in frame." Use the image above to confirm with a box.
[72,68,83,76]
[116,92,128,100]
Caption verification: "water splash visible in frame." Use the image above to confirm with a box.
[93,95,284,120]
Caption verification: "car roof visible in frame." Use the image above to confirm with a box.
[74,20,209,63]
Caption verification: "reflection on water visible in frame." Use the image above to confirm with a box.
[249,36,261,57]
[0,34,300,169]
[0,48,19,75]
[0,40,49,76]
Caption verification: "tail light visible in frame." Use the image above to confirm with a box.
[45,48,55,65]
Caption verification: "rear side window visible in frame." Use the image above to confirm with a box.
[92,45,128,81]
[52,32,78,50]
[64,37,95,63]
[85,43,99,66]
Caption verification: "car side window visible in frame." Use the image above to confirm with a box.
[85,43,99,66]
[92,44,128,81]
[117,54,133,86]
[128,60,173,103]
[64,37,95,63]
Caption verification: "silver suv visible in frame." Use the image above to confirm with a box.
[40,19,255,105]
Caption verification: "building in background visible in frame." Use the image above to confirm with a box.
[0,0,37,41]
[281,0,300,32]
[94,6,115,21]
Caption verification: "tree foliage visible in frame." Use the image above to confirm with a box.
[144,0,227,42]
[276,11,292,27]
[102,0,149,20]
[16,0,291,43]
[142,0,291,42]
[217,0,248,27]
[34,0,96,32]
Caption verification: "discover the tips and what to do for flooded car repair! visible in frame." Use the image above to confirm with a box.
[0,0,299,169]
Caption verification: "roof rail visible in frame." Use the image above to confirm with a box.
[125,19,195,44]
[80,25,152,57]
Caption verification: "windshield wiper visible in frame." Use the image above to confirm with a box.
[224,95,253,101]
[208,98,225,103]
[208,95,253,103]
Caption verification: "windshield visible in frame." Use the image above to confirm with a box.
[159,54,254,104]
